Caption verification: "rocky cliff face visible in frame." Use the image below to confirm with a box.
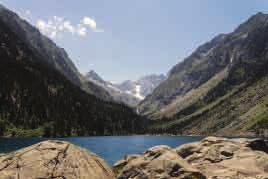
[138,13,268,136]
[114,137,268,179]
[0,140,115,179]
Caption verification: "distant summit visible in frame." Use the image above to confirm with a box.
[115,74,166,100]
[85,70,106,85]
[85,71,166,106]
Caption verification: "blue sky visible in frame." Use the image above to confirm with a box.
[1,0,268,82]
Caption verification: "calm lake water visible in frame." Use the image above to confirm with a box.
[0,136,202,165]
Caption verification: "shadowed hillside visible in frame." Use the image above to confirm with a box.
[0,17,148,137]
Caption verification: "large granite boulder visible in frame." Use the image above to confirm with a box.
[115,137,268,179]
[175,136,268,179]
[115,145,206,179]
[0,140,115,179]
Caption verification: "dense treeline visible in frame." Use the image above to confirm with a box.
[0,19,148,137]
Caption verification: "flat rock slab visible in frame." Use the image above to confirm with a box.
[0,140,115,179]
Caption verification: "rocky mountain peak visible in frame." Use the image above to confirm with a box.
[235,12,268,34]
[116,74,166,100]
[85,70,105,84]
[84,71,166,106]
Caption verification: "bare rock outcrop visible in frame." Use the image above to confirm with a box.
[115,145,206,179]
[115,137,268,179]
[175,136,268,179]
[0,140,115,179]
[1,137,267,179]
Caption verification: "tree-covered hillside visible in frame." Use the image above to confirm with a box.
[0,18,148,137]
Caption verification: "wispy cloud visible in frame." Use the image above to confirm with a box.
[77,26,87,37]
[82,17,97,30]
[36,16,103,39]
[4,6,103,39]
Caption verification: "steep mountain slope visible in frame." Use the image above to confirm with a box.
[85,71,166,106]
[138,33,229,116]
[0,14,147,137]
[0,4,111,101]
[140,12,268,136]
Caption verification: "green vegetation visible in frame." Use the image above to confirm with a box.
[113,164,126,176]
[151,75,268,136]
[5,127,44,137]
[143,14,268,136]
[249,112,268,129]
[0,18,148,137]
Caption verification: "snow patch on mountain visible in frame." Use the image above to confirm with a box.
[134,85,144,100]
[85,70,166,106]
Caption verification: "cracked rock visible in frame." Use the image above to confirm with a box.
[115,145,206,179]
[0,140,115,179]
[175,137,268,178]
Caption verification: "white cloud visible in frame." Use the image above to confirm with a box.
[35,16,103,39]
[82,17,96,29]
[36,20,46,29]
[50,31,57,38]
[63,21,75,33]
[82,16,104,32]
[77,27,87,37]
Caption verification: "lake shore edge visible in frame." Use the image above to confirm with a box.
[0,136,267,178]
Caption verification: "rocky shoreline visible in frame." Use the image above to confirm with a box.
[0,137,267,179]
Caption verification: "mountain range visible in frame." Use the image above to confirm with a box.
[85,70,165,106]
[0,4,112,101]
[0,2,267,137]
[0,4,147,137]
[138,12,268,136]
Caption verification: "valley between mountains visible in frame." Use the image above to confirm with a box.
[0,3,267,137]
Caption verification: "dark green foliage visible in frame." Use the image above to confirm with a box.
[0,119,7,136]
[0,4,112,101]
[0,18,148,137]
